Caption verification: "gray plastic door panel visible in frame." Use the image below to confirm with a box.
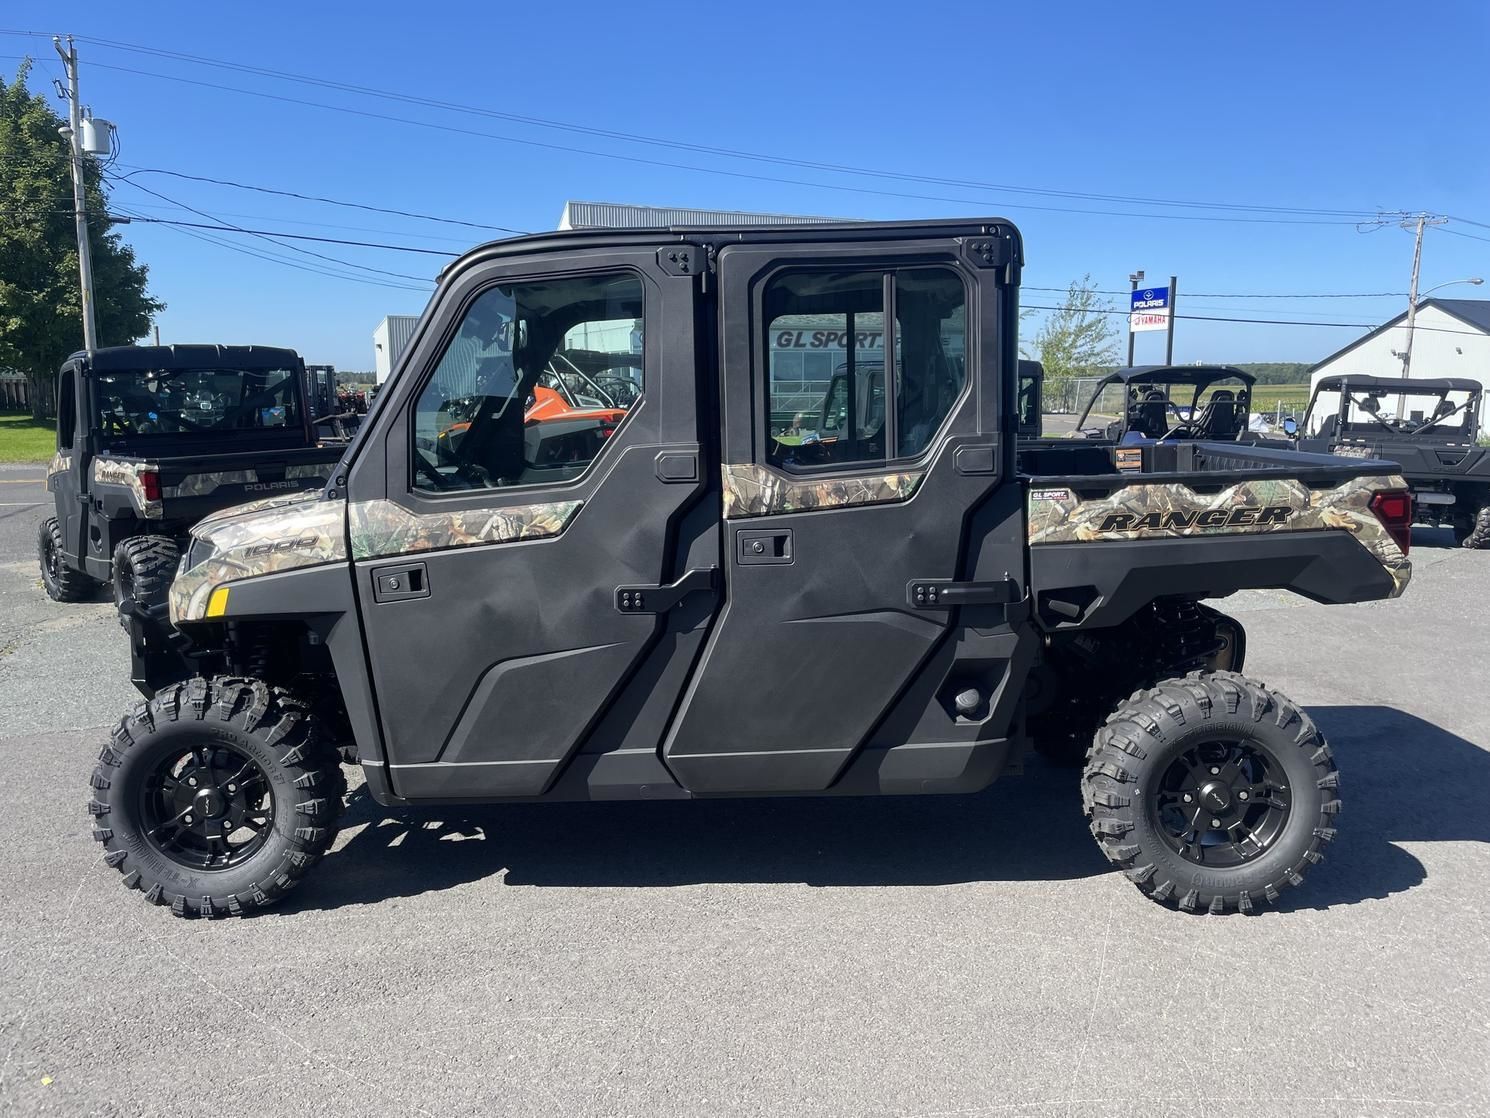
[345,244,713,800]
[662,239,1022,795]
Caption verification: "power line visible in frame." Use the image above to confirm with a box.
[109,172,438,281]
[1022,303,1490,337]
[68,33,1384,220]
[110,201,431,293]
[111,166,529,235]
[72,58,1371,227]
[1023,285,1409,299]
[113,212,456,258]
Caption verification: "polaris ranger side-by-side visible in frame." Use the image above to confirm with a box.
[1072,365,1257,443]
[90,220,1413,919]
[41,345,344,608]
[1294,375,1490,547]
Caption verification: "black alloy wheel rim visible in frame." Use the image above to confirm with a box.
[138,745,275,870]
[1153,738,1292,867]
[44,534,61,581]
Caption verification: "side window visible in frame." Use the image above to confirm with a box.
[765,267,965,471]
[57,370,76,448]
[411,273,644,494]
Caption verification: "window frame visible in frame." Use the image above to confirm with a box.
[403,265,650,500]
[57,368,76,448]
[757,262,971,476]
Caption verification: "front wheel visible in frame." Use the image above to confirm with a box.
[1082,671,1338,914]
[38,517,95,602]
[89,677,345,918]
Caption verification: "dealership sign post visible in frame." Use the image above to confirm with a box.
[1130,277,1180,364]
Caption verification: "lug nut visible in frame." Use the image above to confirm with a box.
[183,814,193,824]
[227,784,236,792]
[1238,791,1249,801]
[1182,793,1193,803]
[188,777,198,787]
[1210,818,1222,828]
[1210,767,1220,776]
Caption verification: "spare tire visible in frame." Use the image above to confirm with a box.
[113,534,180,612]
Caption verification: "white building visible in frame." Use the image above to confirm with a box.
[1308,299,1490,434]
[372,315,419,384]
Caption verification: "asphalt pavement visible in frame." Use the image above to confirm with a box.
[0,459,1486,1118]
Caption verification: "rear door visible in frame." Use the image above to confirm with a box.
[662,231,1031,795]
[347,242,715,800]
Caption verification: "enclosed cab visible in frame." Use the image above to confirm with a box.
[1295,375,1490,546]
[88,221,1414,921]
[40,344,343,607]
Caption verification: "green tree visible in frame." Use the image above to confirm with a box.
[1034,275,1121,395]
[0,60,162,419]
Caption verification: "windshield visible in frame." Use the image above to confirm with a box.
[93,367,303,439]
[1309,386,1480,437]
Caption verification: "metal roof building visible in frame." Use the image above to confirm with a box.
[558,200,837,230]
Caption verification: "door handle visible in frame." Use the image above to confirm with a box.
[372,561,429,602]
[736,528,793,565]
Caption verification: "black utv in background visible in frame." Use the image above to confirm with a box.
[1072,365,1257,443]
[91,219,1415,920]
[40,345,344,607]
[1294,375,1490,547]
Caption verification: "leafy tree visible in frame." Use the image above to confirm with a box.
[1033,275,1121,393]
[0,60,161,419]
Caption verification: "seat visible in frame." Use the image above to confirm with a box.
[1136,390,1169,438]
[1201,389,1240,439]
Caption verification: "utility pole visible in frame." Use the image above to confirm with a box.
[53,36,98,352]
[1395,211,1447,416]
[1164,274,1178,365]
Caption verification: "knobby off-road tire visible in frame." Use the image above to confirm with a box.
[89,677,346,918]
[1082,671,1338,914]
[112,534,179,612]
[38,517,95,602]
[1462,504,1490,550]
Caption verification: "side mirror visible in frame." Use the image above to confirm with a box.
[1282,417,1298,437]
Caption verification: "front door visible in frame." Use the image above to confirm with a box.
[663,236,1029,795]
[347,243,713,800]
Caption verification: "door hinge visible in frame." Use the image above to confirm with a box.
[615,568,717,614]
[656,244,710,278]
[907,577,1020,610]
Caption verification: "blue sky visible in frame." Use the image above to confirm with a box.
[5,1,1488,370]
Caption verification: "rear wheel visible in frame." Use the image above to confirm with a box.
[1462,504,1490,550]
[89,677,345,918]
[1082,671,1337,914]
[38,517,95,602]
[112,534,179,611]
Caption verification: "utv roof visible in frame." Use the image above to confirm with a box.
[69,345,304,374]
[1093,365,1257,389]
[1313,374,1483,393]
[448,217,1022,276]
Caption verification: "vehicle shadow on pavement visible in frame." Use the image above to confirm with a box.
[267,705,1485,915]
[1273,705,1488,912]
[269,755,1110,914]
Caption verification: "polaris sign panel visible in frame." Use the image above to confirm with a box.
[1130,286,1170,332]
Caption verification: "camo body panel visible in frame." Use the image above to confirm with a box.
[47,451,71,479]
[171,497,348,623]
[91,457,162,519]
[162,464,331,500]
[348,498,582,560]
[1027,472,1412,597]
[722,463,923,518]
